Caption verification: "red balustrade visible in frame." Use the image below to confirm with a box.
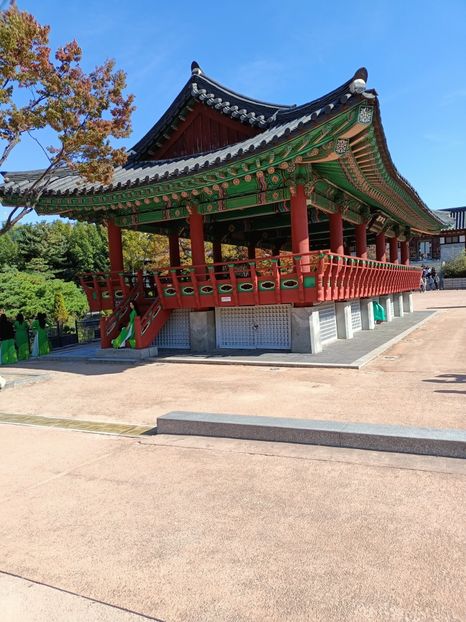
[80,252,422,330]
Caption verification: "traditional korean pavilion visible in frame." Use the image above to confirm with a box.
[0,63,443,353]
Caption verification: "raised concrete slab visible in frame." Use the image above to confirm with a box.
[158,311,436,369]
[28,310,435,369]
[158,412,466,459]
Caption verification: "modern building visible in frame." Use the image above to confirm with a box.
[0,63,443,353]
[410,206,466,263]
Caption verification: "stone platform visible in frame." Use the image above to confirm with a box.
[34,309,435,368]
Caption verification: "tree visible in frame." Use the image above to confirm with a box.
[0,4,134,233]
[0,269,88,319]
[0,228,17,267]
[52,290,68,326]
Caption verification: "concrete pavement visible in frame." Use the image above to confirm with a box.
[0,291,465,430]
[1,572,160,622]
[0,425,464,622]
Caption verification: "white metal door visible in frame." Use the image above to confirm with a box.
[350,300,362,332]
[155,309,191,349]
[254,305,291,350]
[216,307,256,349]
[318,303,337,344]
[216,305,291,350]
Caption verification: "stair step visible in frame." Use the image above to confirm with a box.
[95,346,158,359]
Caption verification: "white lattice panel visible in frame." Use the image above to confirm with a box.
[254,305,291,349]
[216,307,256,349]
[351,300,362,332]
[215,305,291,350]
[155,309,190,349]
[318,303,337,344]
[388,298,394,318]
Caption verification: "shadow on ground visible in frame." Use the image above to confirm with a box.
[0,358,152,377]
[423,373,466,384]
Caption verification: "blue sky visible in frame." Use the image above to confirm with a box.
[3,0,466,225]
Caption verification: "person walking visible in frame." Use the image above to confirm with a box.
[14,313,30,361]
[31,313,50,357]
[0,314,18,365]
[431,267,439,291]
[420,266,427,292]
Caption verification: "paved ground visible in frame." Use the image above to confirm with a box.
[0,291,465,430]
[0,425,464,622]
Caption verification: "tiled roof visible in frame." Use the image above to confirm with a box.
[438,206,466,230]
[1,66,369,198]
[0,63,444,232]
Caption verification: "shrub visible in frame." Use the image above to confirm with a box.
[443,251,466,278]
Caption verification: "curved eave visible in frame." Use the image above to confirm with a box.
[371,102,443,233]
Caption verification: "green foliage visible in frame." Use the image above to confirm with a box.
[443,251,466,278]
[52,291,69,324]
[0,269,88,320]
[0,230,18,268]
[123,230,170,271]
[0,219,109,280]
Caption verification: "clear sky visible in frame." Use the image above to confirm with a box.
[3,0,466,225]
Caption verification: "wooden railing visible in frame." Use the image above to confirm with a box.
[80,252,421,317]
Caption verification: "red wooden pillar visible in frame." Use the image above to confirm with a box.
[329,211,344,255]
[290,185,310,255]
[400,240,410,265]
[247,242,256,260]
[168,233,181,266]
[389,237,399,263]
[107,220,123,273]
[212,240,223,264]
[376,232,387,262]
[355,222,367,259]
[189,207,205,273]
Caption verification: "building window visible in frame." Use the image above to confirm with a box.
[444,236,460,244]
[419,240,432,259]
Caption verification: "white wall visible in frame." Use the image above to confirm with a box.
[440,243,465,263]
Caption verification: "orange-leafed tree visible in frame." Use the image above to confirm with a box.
[0,3,134,234]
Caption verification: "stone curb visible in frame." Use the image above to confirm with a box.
[157,412,466,459]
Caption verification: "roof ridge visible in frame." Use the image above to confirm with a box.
[192,69,293,111]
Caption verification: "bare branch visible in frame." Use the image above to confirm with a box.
[0,134,19,167]
[27,130,52,163]
[0,205,32,235]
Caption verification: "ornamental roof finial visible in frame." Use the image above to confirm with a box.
[350,67,368,94]
[191,61,202,76]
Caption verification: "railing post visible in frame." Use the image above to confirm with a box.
[189,267,201,308]
[208,266,220,306]
[228,264,239,306]
[249,261,259,304]
[271,259,281,302]
[294,255,305,302]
